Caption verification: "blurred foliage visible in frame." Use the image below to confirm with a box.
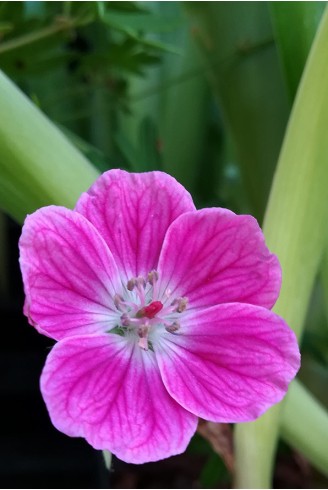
[271,1,326,102]
[185,2,290,222]
[271,0,328,418]
[1,1,328,488]
[0,1,179,168]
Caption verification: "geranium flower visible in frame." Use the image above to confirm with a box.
[19,170,300,464]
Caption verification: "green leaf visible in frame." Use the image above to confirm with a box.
[271,1,326,101]
[200,453,229,488]
[114,131,140,171]
[0,70,99,223]
[114,117,161,172]
[234,5,328,487]
[185,2,289,221]
[58,124,110,173]
[281,381,328,477]
[137,116,161,171]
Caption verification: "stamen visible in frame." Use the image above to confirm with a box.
[138,337,149,350]
[147,270,159,285]
[165,321,180,333]
[114,294,124,309]
[138,325,149,338]
[127,278,137,291]
[121,316,143,327]
[148,270,159,300]
[120,313,130,326]
[135,276,146,305]
[171,297,188,313]
[136,276,146,288]
[137,325,149,350]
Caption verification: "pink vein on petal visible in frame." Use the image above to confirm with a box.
[19,206,121,340]
[157,208,281,310]
[75,169,196,281]
[155,303,300,422]
[41,334,198,463]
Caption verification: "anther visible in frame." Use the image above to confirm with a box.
[171,297,188,313]
[120,313,130,326]
[137,325,149,350]
[138,337,149,350]
[147,270,159,285]
[136,276,146,288]
[165,321,180,333]
[137,325,148,338]
[114,294,124,309]
[127,278,136,291]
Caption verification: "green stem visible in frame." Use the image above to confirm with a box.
[0,15,90,55]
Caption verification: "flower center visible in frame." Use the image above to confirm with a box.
[111,270,188,351]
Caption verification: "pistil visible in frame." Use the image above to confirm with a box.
[137,301,163,319]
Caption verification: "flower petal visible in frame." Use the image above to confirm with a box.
[41,334,198,463]
[155,303,300,422]
[19,206,121,340]
[157,208,281,310]
[75,169,196,281]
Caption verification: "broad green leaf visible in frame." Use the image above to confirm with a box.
[185,2,289,221]
[137,116,161,171]
[0,70,99,222]
[271,1,326,101]
[158,6,209,194]
[58,124,110,173]
[281,381,328,477]
[114,131,140,171]
[235,6,328,487]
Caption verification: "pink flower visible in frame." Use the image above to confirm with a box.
[19,170,300,464]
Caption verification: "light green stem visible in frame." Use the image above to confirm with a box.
[235,5,328,488]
